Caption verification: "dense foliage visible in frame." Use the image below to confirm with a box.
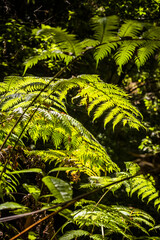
[0,1,160,239]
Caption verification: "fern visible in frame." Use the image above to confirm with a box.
[118,20,143,38]
[115,40,142,71]
[75,75,143,129]
[26,135,119,176]
[72,200,154,239]
[125,162,160,211]
[59,230,90,240]
[24,50,73,74]
[94,42,118,66]
[37,26,83,55]
[135,40,160,68]
[92,15,119,43]
[22,17,160,77]
[0,162,19,199]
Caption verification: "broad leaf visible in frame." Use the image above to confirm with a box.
[0,202,27,210]
[11,168,44,175]
[48,167,80,174]
[23,184,41,201]
[42,176,73,201]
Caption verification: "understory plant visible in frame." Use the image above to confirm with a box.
[0,15,160,239]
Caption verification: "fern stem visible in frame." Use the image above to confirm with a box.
[94,188,111,209]
[101,226,105,239]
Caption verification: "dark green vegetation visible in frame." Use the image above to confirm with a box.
[0,1,160,239]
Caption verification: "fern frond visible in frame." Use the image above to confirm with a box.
[0,162,19,198]
[119,20,143,38]
[76,75,143,129]
[72,201,154,239]
[94,42,118,66]
[135,41,160,67]
[93,101,115,121]
[59,230,90,240]
[143,26,160,39]
[92,15,119,43]
[24,49,73,74]
[104,107,120,127]
[125,162,160,211]
[27,133,119,176]
[115,40,142,71]
[37,26,83,56]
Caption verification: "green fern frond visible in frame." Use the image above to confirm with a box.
[125,162,160,211]
[75,75,143,129]
[1,94,25,111]
[135,41,160,67]
[118,20,143,38]
[27,132,119,176]
[143,26,160,39]
[104,107,120,127]
[115,40,142,71]
[59,230,90,240]
[24,49,73,74]
[94,42,118,66]
[80,38,99,48]
[112,113,124,130]
[37,26,83,56]
[92,15,119,43]
[93,101,115,121]
[0,163,19,198]
[72,201,154,239]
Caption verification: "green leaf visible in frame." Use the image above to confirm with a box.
[42,176,73,201]
[0,202,27,210]
[59,230,90,240]
[48,167,80,174]
[11,168,44,175]
[23,184,41,201]
[28,231,38,240]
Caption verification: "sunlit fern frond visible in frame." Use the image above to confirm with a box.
[59,230,90,240]
[91,15,119,43]
[25,107,99,148]
[0,76,70,113]
[135,40,160,68]
[23,17,160,76]
[70,139,119,176]
[72,200,154,239]
[25,109,119,176]
[24,49,73,74]
[0,160,19,199]
[118,20,143,38]
[27,137,119,176]
[114,40,142,71]
[0,73,144,152]
[75,75,143,130]
[94,42,118,66]
[125,162,160,211]
[143,26,160,39]
[37,26,83,56]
